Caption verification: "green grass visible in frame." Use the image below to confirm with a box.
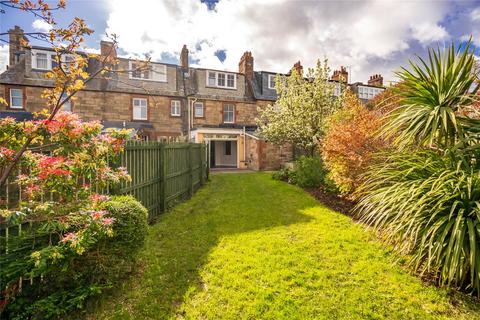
[87,172,480,319]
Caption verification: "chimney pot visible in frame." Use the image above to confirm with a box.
[368,73,383,87]
[331,65,348,83]
[8,26,28,67]
[180,44,189,70]
[239,51,254,82]
[100,40,117,59]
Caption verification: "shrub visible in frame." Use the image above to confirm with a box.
[356,151,480,293]
[293,156,327,189]
[0,113,131,313]
[356,41,480,295]
[3,195,148,319]
[272,167,293,182]
[323,90,393,196]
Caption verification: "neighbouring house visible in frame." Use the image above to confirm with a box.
[0,26,385,170]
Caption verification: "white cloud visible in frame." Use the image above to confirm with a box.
[32,19,53,32]
[411,22,449,44]
[105,0,451,83]
[0,45,8,72]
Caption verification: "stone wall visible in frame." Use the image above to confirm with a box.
[245,135,293,171]
[192,99,259,126]
[0,84,183,139]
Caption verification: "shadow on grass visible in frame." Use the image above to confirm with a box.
[86,173,316,319]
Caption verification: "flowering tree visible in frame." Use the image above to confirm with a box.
[0,0,125,187]
[322,90,393,196]
[0,112,131,306]
[257,59,343,155]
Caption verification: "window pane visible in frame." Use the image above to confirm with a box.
[133,99,147,119]
[208,72,216,86]
[227,74,235,88]
[269,75,275,89]
[10,89,23,108]
[36,53,48,69]
[61,93,71,111]
[225,141,232,155]
[171,100,180,116]
[217,73,225,86]
[223,104,234,123]
[194,103,204,117]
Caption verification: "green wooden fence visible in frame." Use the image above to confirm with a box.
[116,141,208,220]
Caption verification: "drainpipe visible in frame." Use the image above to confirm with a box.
[243,126,246,169]
[189,97,198,141]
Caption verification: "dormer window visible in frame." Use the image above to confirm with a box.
[268,74,276,89]
[206,71,236,89]
[129,61,167,82]
[36,53,48,69]
[32,49,75,71]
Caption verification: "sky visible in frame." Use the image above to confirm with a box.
[1,0,480,84]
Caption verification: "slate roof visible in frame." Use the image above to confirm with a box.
[0,111,34,121]
[251,71,279,101]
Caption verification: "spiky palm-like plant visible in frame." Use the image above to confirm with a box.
[356,41,480,294]
[385,41,479,149]
[357,151,480,292]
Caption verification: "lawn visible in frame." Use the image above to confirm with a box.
[88,172,480,319]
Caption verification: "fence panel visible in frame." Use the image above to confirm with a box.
[116,141,208,221]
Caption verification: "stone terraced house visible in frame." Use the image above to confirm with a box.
[0,26,385,170]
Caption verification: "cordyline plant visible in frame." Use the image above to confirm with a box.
[257,59,343,155]
[356,40,480,294]
[0,112,131,305]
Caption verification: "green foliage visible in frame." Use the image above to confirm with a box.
[357,151,480,293]
[386,41,479,149]
[273,156,336,192]
[3,196,148,319]
[271,167,293,182]
[91,173,480,319]
[257,59,343,154]
[356,41,480,295]
[294,156,327,188]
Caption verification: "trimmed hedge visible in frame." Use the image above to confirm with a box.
[4,195,148,319]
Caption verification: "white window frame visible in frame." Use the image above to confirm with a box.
[223,104,235,124]
[205,71,236,89]
[194,102,204,118]
[171,100,181,117]
[9,88,23,109]
[132,98,148,120]
[31,49,75,71]
[129,61,167,82]
[268,74,276,89]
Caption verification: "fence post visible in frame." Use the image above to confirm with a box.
[200,145,205,186]
[160,144,166,212]
[188,144,194,197]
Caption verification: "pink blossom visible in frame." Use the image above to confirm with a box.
[61,232,77,243]
[91,193,108,203]
[101,217,115,226]
[0,147,16,161]
[91,210,106,220]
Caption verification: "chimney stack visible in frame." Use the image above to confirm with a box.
[180,44,189,70]
[292,61,303,76]
[239,51,254,82]
[9,26,28,67]
[331,66,348,83]
[368,74,383,87]
[100,40,117,59]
